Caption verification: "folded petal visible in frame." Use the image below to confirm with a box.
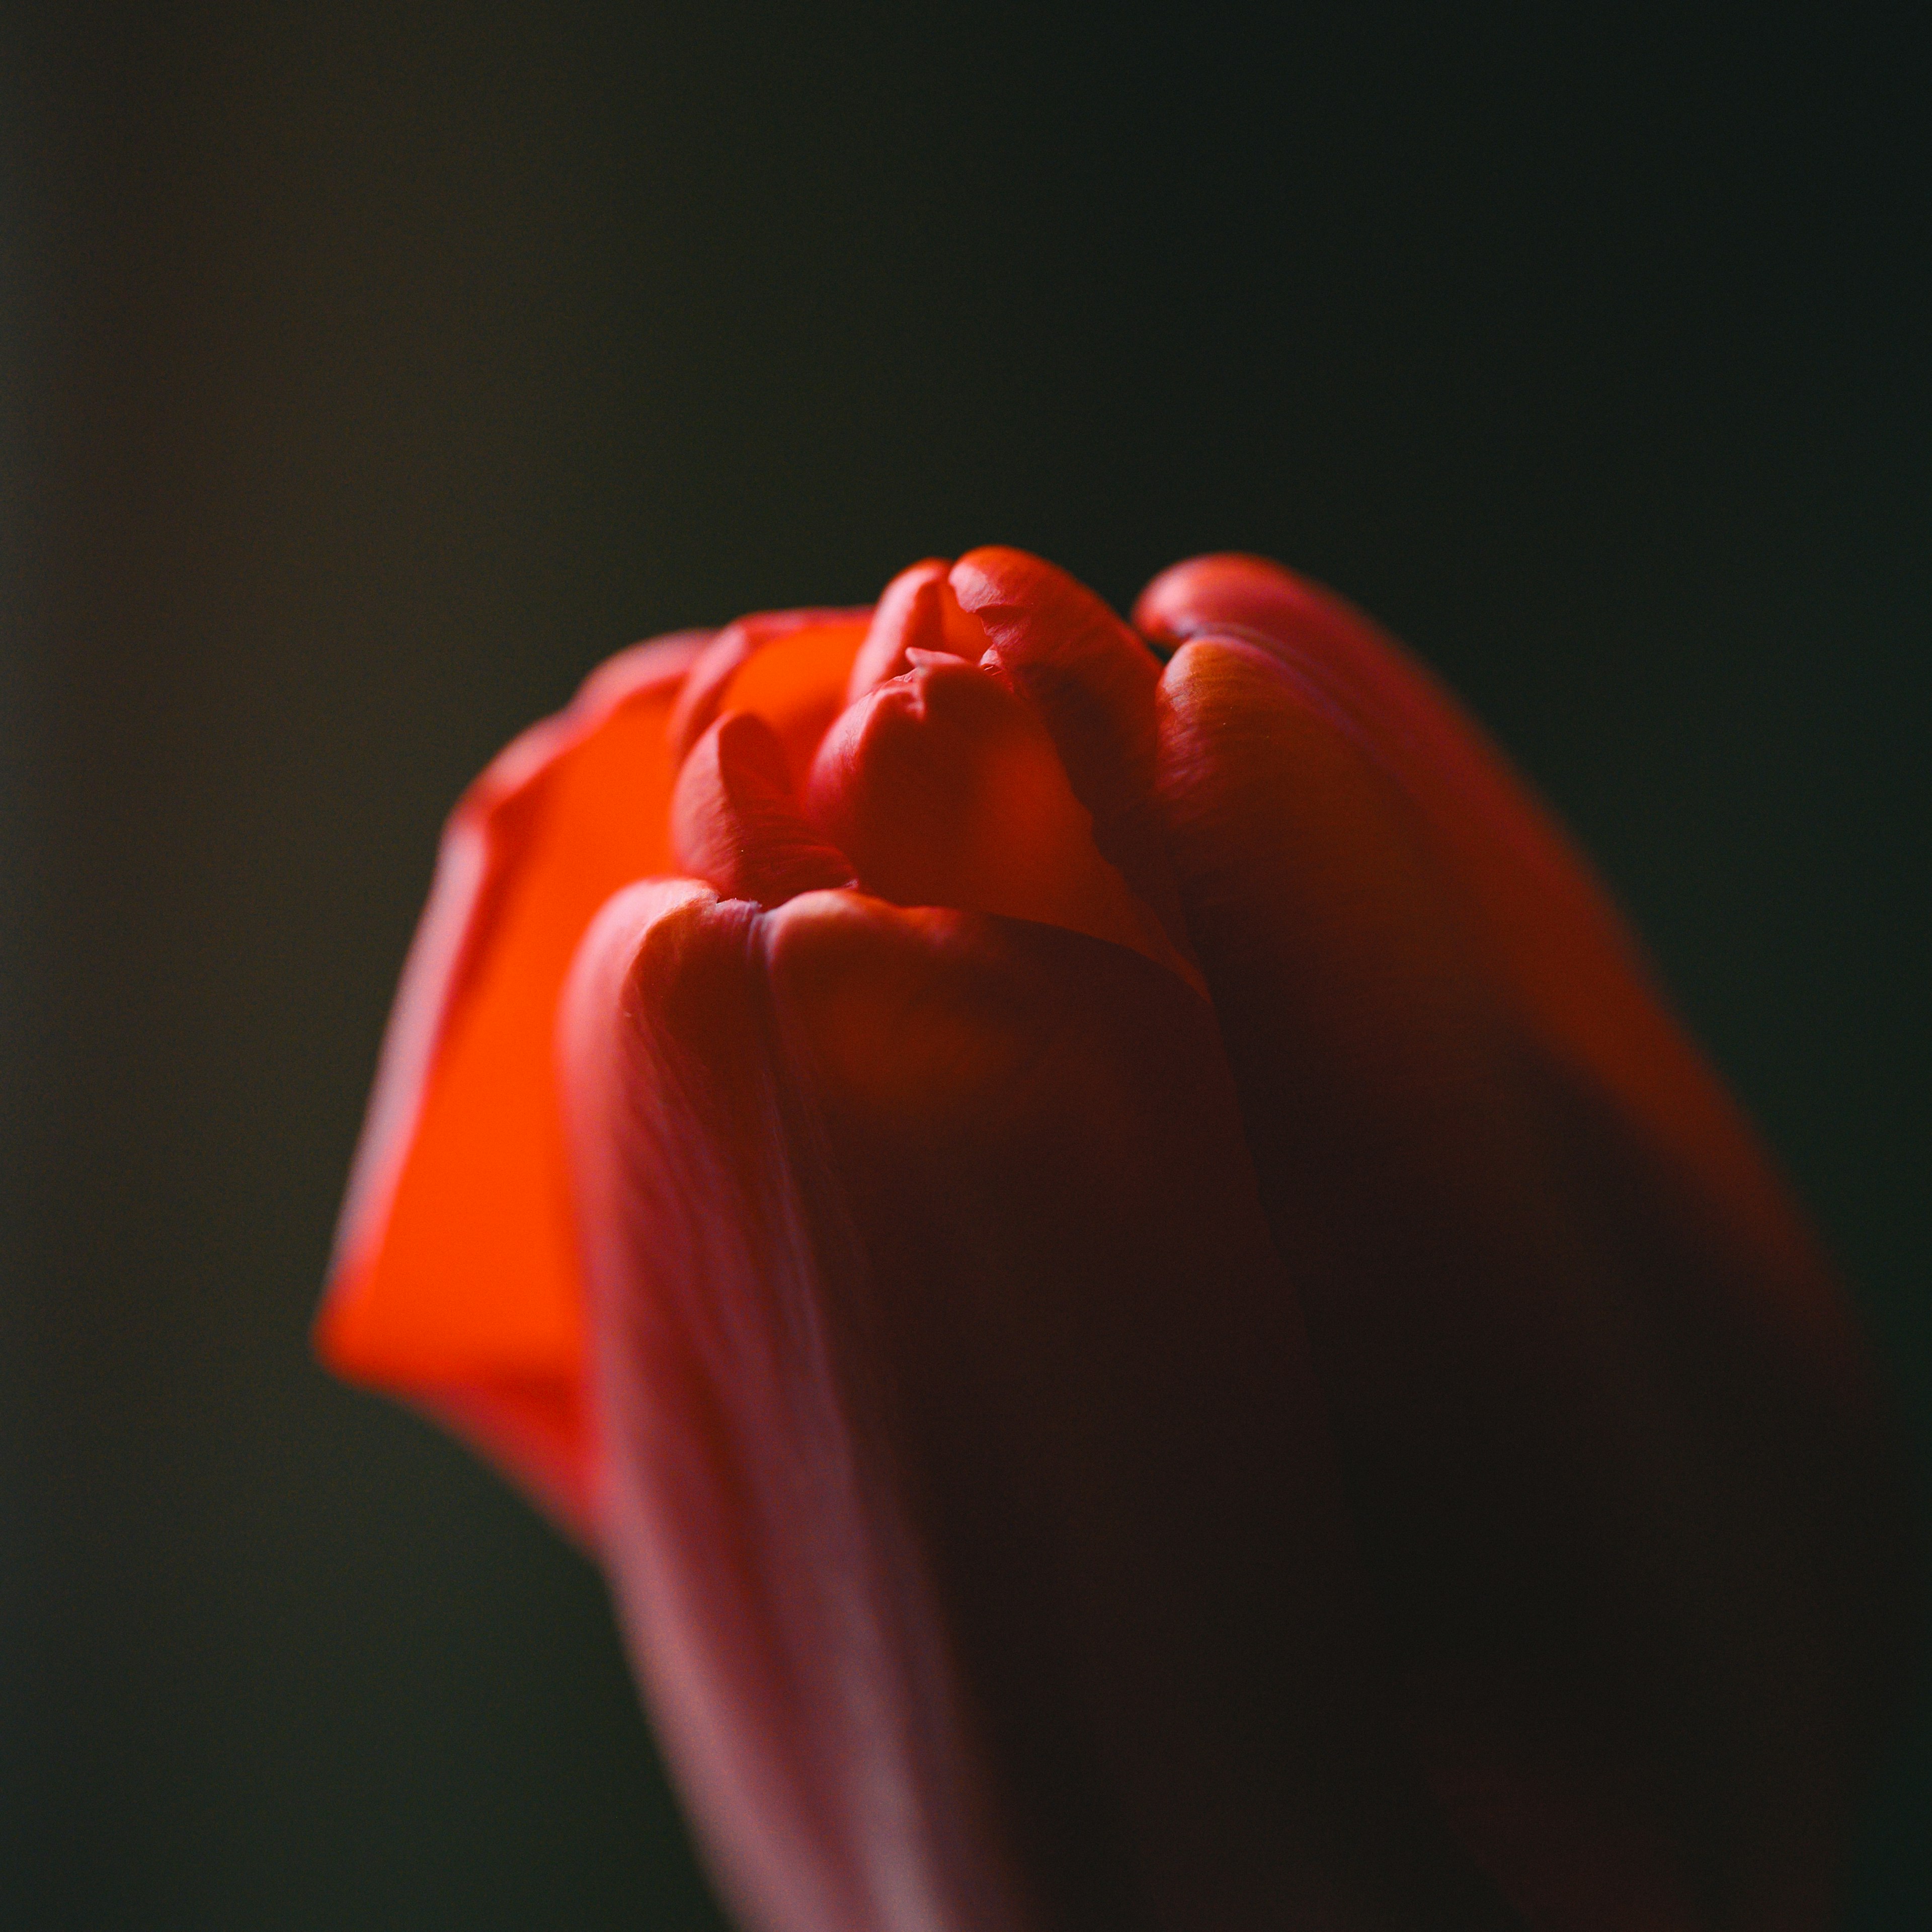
[672,710,855,908]
[845,560,987,703]
[560,881,1520,1932]
[952,547,1191,958]
[806,655,1195,987]
[670,609,873,780]
[1153,629,1911,1926]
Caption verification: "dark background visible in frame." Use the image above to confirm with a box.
[3,4,1925,1926]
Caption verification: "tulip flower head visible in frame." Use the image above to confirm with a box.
[319,550,1910,1931]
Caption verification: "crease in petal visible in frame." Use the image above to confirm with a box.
[672,709,857,909]
[804,654,1200,991]
[315,630,707,1542]
[1153,631,1910,1926]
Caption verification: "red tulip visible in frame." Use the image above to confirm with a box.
[318,550,1910,1931]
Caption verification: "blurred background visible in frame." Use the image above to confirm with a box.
[2,4,1925,1926]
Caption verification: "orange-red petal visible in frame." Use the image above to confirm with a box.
[559,880,1519,1931]
[315,631,706,1542]
[669,608,872,775]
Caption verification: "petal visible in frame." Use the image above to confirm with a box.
[951,547,1191,957]
[671,710,855,908]
[1136,554,1634,1000]
[315,632,707,1542]
[1136,551,1614,952]
[1137,552,1771,1211]
[560,881,1519,1932]
[669,608,873,776]
[1154,630,1911,1925]
[844,559,986,703]
[1136,550,1358,653]
[952,546,1158,834]
[805,655,1196,987]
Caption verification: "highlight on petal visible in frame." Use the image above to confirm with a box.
[1153,630,1911,1925]
[671,710,855,909]
[314,630,708,1542]
[560,880,1519,1932]
[805,654,1198,989]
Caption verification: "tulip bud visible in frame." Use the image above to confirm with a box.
[319,550,1912,1930]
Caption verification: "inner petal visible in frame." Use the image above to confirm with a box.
[806,658,1202,991]
[672,710,856,909]
[669,608,872,769]
[950,546,1195,966]
[846,559,990,703]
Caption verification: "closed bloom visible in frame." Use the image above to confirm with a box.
[318,549,1910,1931]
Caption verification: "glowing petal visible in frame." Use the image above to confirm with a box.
[317,633,706,1541]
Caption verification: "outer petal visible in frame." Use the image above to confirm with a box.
[316,634,708,1537]
[559,882,1521,1932]
[1135,552,1782,1224]
[320,600,869,1540]
[1151,611,1911,1926]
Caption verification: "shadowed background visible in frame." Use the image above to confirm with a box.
[2,4,1925,1926]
